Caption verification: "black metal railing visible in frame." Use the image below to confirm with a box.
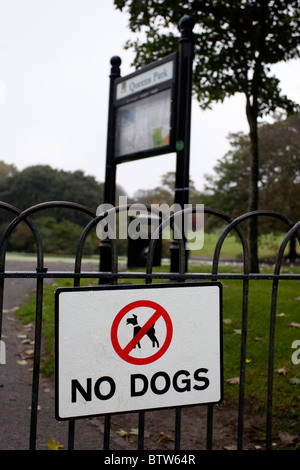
[0,201,299,450]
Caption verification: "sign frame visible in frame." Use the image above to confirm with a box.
[113,53,178,163]
[55,282,223,421]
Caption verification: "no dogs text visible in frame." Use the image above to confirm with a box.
[71,368,210,403]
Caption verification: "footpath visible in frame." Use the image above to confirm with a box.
[0,260,129,451]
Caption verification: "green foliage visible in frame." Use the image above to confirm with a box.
[3,217,100,255]
[0,163,106,254]
[115,0,300,116]
[0,164,104,226]
[0,161,18,182]
[205,113,300,224]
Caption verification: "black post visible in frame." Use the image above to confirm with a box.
[99,56,121,279]
[170,16,195,272]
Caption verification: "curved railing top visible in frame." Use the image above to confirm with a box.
[0,201,299,276]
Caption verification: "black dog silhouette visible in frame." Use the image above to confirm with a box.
[126,314,159,348]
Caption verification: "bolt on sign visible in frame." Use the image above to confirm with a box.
[55,283,223,421]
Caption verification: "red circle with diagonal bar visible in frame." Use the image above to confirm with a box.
[111,300,173,365]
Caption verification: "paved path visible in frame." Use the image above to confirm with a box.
[0,260,128,450]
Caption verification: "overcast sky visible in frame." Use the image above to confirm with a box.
[0,0,299,200]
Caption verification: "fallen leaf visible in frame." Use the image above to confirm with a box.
[24,349,34,356]
[157,432,174,444]
[277,313,286,317]
[129,428,139,436]
[275,368,287,376]
[278,431,298,446]
[48,439,64,450]
[3,307,18,313]
[287,322,300,328]
[116,429,129,441]
[223,445,237,450]
[223,319,232,324]
[21,339,31,344]
[17,333,27,339]
[16,360,27,365]
[246,358,252,363]
[226,377,240,385]
[289,377,300,385]
[233,329,242,335]
[294,297,300,301]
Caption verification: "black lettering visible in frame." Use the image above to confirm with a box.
[94,376,116,400]
[150,371,170,395]
[71,378,92,403]
[173,370,191,392]
[131,374,148,397]
[193,368,209,391]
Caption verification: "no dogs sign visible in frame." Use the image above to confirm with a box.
[111,299,173,365]
[55,283,223,421]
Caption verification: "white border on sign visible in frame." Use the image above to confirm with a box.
[55,283,223,421]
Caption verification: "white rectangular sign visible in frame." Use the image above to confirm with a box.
[55,283,223,420]
[116,59,174,101]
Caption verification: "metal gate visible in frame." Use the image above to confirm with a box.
[0,201,299,450]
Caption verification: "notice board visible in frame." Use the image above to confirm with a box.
[114,54,177,163]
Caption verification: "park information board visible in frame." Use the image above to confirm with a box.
[114,53,177,162]
[55,282,223,421]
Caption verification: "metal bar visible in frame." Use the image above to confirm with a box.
[138,412,145,450]
[237,278,249,450]
[68,420,75,450]
[0,277,4,341]
[266,221,300,449]
[99,56,121,277]
[174,408,181,450]
[29,273,45,449]
[266,278,278,450]
[170,16,195,272]
[206,405,214,450]
[0,202,44,340]
[1,271,299,281]
[103,415,111,450]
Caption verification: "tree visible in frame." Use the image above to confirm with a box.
[204,132,251,217]
[114,0,300,271]
[0,163,128,254]
[0,161,18,182]
[0,165,105,226]
[133,171,202,206]
[205,113,300,258]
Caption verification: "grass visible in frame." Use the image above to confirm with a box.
[191,231,299,260]
[16,259,300,444]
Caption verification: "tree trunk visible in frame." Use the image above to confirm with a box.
[287,235,299,262]
[246,99,260,273]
